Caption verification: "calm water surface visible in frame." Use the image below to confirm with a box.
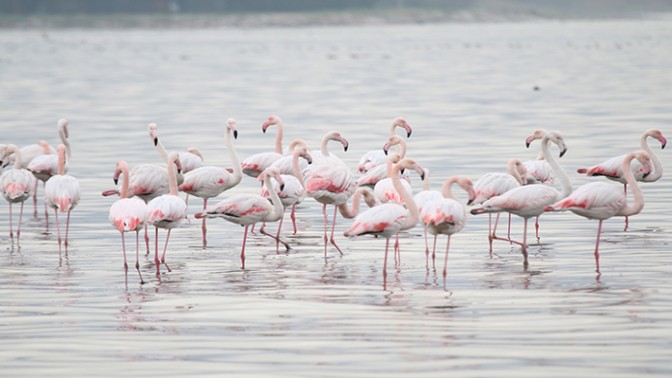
[1,19,671,377]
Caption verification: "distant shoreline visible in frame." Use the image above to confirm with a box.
[0,8,667,29]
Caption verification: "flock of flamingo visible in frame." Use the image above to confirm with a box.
[0,117,666,285]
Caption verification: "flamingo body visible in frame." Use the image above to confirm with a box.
[1,169,34,203]
[110,197,148,232]
[44,175,80,213]
[179,167,239,199]
[545,182,625,220]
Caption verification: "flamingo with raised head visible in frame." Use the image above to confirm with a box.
[545,151,652,274]
[373,135,411,204]
[178,119,242,248]
[0,145,35,245]
[241,115,285,179]
[344,158,425,280]
[270,139,310,175]
[357,117,412,173]
[44,144,80,249]
[413,168,443,262]
[576,129,666,230]
[194,166,286,269]
[471,132,572,263]
[304,131,355,257]
[109,160,149,284]
[523,129,554,185]
[147,152,186,276]
[421,176,475,276]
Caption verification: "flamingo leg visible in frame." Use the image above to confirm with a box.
[442,235,452,277]
[623,184,629,231]
[32,178,38,218]
[9,203,14,241]
[487,213,493,255]
[154,227,161,276]
[54,209,62,250]
[160,229,172,272]
[329,206,343,255]
[507,213,512,242]
[201,198,208,249]
[423,225,430,269]
[290,204,298,235]
[17,201,24,245]
[144,224,150,256]
[491,213,512,243]
[44,182,49,227]
[394,233,400,263]
[241,225,249,270]
[259,212,290,251]
[432,234,438,266]
[120,230,128,271]
[274,209,291,251]
[135,230,145,285]
[535,216,540,241]
[64,209,71,247]
[383,237,390,278]
[594,220,603,274]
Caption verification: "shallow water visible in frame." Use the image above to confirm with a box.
[1,19,672,377]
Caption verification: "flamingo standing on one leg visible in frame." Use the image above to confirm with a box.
[357,117,413,173]
[470,132,572,265]
[304,131,355,257]
[576,129,666,230]
[194,166,286,269]
[109,160,149,284]
[147,152,186,277]
[343,158,425,283]
[545,151,652,275]
[0,145,35,245]
[178,119,242,249]
[44,144,80,250]
[421,176,476,277]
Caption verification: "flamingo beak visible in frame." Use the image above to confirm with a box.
[383,142,391,155]
[233,130,238,139]
[560,148,567,158]
[153,138,158,146]
[661,137,667,149]
[113,178,119,185]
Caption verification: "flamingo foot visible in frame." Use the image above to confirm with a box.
[135,262,145,285]
[329,237,343,255]
[161,258,172,273]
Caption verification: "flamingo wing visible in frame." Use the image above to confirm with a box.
[147,195,187,226]
[127,164,169,199]
[523,160,554,184]
[344,203,408,238]
[482,184,559,218]
[241,152,282,178]
[178,151,204,173]
[44,175,81,212]
[197,194,273,225]
[179,166,233,198]
[357,150,386,173]
[548,182,625,220]
[1,169,35,201]
[110,197,148,232]
[472,172,519,204]
[425,198,467,234]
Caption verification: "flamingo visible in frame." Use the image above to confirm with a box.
[343,158,425,280]
[270,139,310,175]
[523,129,554,185]
[470,131,572,262]
[194,166,286,269]
[44,144,80,249]
[373,135,411,204]
[576,129,666,230]
[241,115,285,179]
[545,151,652,274]
[260,146,312,245]
[109,160,149,284]
[147,152,186,276]
[178,119,242,248]
[468,158,527,254]
[303,131,355,257]
[338,187,379,219]
[0,145,35,245]
[422,176,476,276]
[413,168,443,263]
[357,117,413,173]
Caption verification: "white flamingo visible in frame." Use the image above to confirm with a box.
[44,144,80,249]
[0,145,35,245]
[357,117,413,173]
[241,115,285,178]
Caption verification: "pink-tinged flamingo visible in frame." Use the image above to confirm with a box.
[413,168,443,263]
[44,144,80,250]
[194,166,286,269]
[241,115,285,179]
[523,129,554,185]
[339,187,379,219]
[0,145,35,245]
[576,129,666,230]
[344,158,425,281]
[421,176,476,276]
[357,117,412,173]
[545,151,652,275]
[27,120,71,224]
[304,131,355,257]
[178,119,242,248]
[373,135,411,204]
[109,160,149,284]
[470,132,572,264]
[260,146,312,245]
[270,139,310,175]
[468,158,527,254]
[147,152,186,276]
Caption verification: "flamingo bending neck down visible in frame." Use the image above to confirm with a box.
[178,119,242,248]
[358,117,412,173]
[576,129,666,230]
[304,131,355,257]
[344,158,425,284]
[545,151,651,275]
[44,144,80,250]
[194,166,286,269]
[109,160,149,284]
[147,152,186,277]
[470,131,572,265]
[0,144,35,245]
[241,115,285,179]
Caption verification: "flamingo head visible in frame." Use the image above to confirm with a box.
[383,135,405,156]
[634,151,652,176]
[259,166,285,191]
[288,139,308,153]
[169,152,183,174]
[457,176,476,203]
[262,115,282,133]
[58,118,69,139]
[148,123,159,146]
[186,147,203,160]
[392,117,412,138]
[651,129,667,149]
[396,158,424,181]
[227,118,238,139]
[525,129,548,148]
[543,131,567,157]
[112,161,126,185]
[294,146,313,165]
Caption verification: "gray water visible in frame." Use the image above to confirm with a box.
[1,19,671,377]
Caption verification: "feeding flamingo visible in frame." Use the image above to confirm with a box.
[470,132,572,263]
[178,119,242,248]
[421,176,475,276]
[0,145,35,245]
[545,151,652,274]
[147,152,186,277]
[109,160,149,284]
[241,115,285,179]
[303,131,355,257]
[44,144,80,249]
[576,129,666,230]
[357,117,412,173]
[344,158,425,280]
[194,166,286,269]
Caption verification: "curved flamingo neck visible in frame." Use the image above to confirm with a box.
[421,168,430,191]
[392,162,419,228]
[292,149,307,188]
[263,173,284,221]
[273,121,284,154]
[641,131,663,181]
[541,134,572,198]
[507,159,526,185]
[619,153,645,216]
[59,125,71,159]
[338,188,369,219]
[9,145,22,169]
[441,177,458,199]
[226,126,242,186]
[57,146,66,176]
[320,135,332,157]
[119,161,130,199]
[167,153,180,196]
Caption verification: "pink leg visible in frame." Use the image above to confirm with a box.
[442,235,452,277]
[17,202,24,245]
[184,194,190,217]
[487,213,493,254]
[329,206,343,255]
[44,182,49,227]
[135,230,145,284]
[33,178,38,218]
[383,238,390,278]
[322,204,328,257]
[394,233,400,263]
[594,220,603,274]
[154,227,161,276]
[9,203,14,241]
[144,224,150,255]
[274,210,290,251]
[290,204,298,235]
[535,216,540,241]
[623,184,629,231]
[241,225,249,269]
[120,231,128,270]
[160,229,172,272]
[54,209,62,250]
[492,213,512,243]
[202,198,208,249]
[507,213,512,241]
[432,234,438,265]
[423,226,430,269]
[64,209,71,247]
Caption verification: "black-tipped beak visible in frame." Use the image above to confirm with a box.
[177,168,182,174]
[526,142,531,148]
[262,128,267,134]
[343,145,348,152]
[233,130,238,139]
[560,148,567,158]
[153,138,158,146]
[662,142,667,149]
[400,168,405,174]
[467,199,473,206]
[384,149,388,155]
[279,183,285,191]
[113,178,119,185]
[407,130,412,138]
[420,173,425,181]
